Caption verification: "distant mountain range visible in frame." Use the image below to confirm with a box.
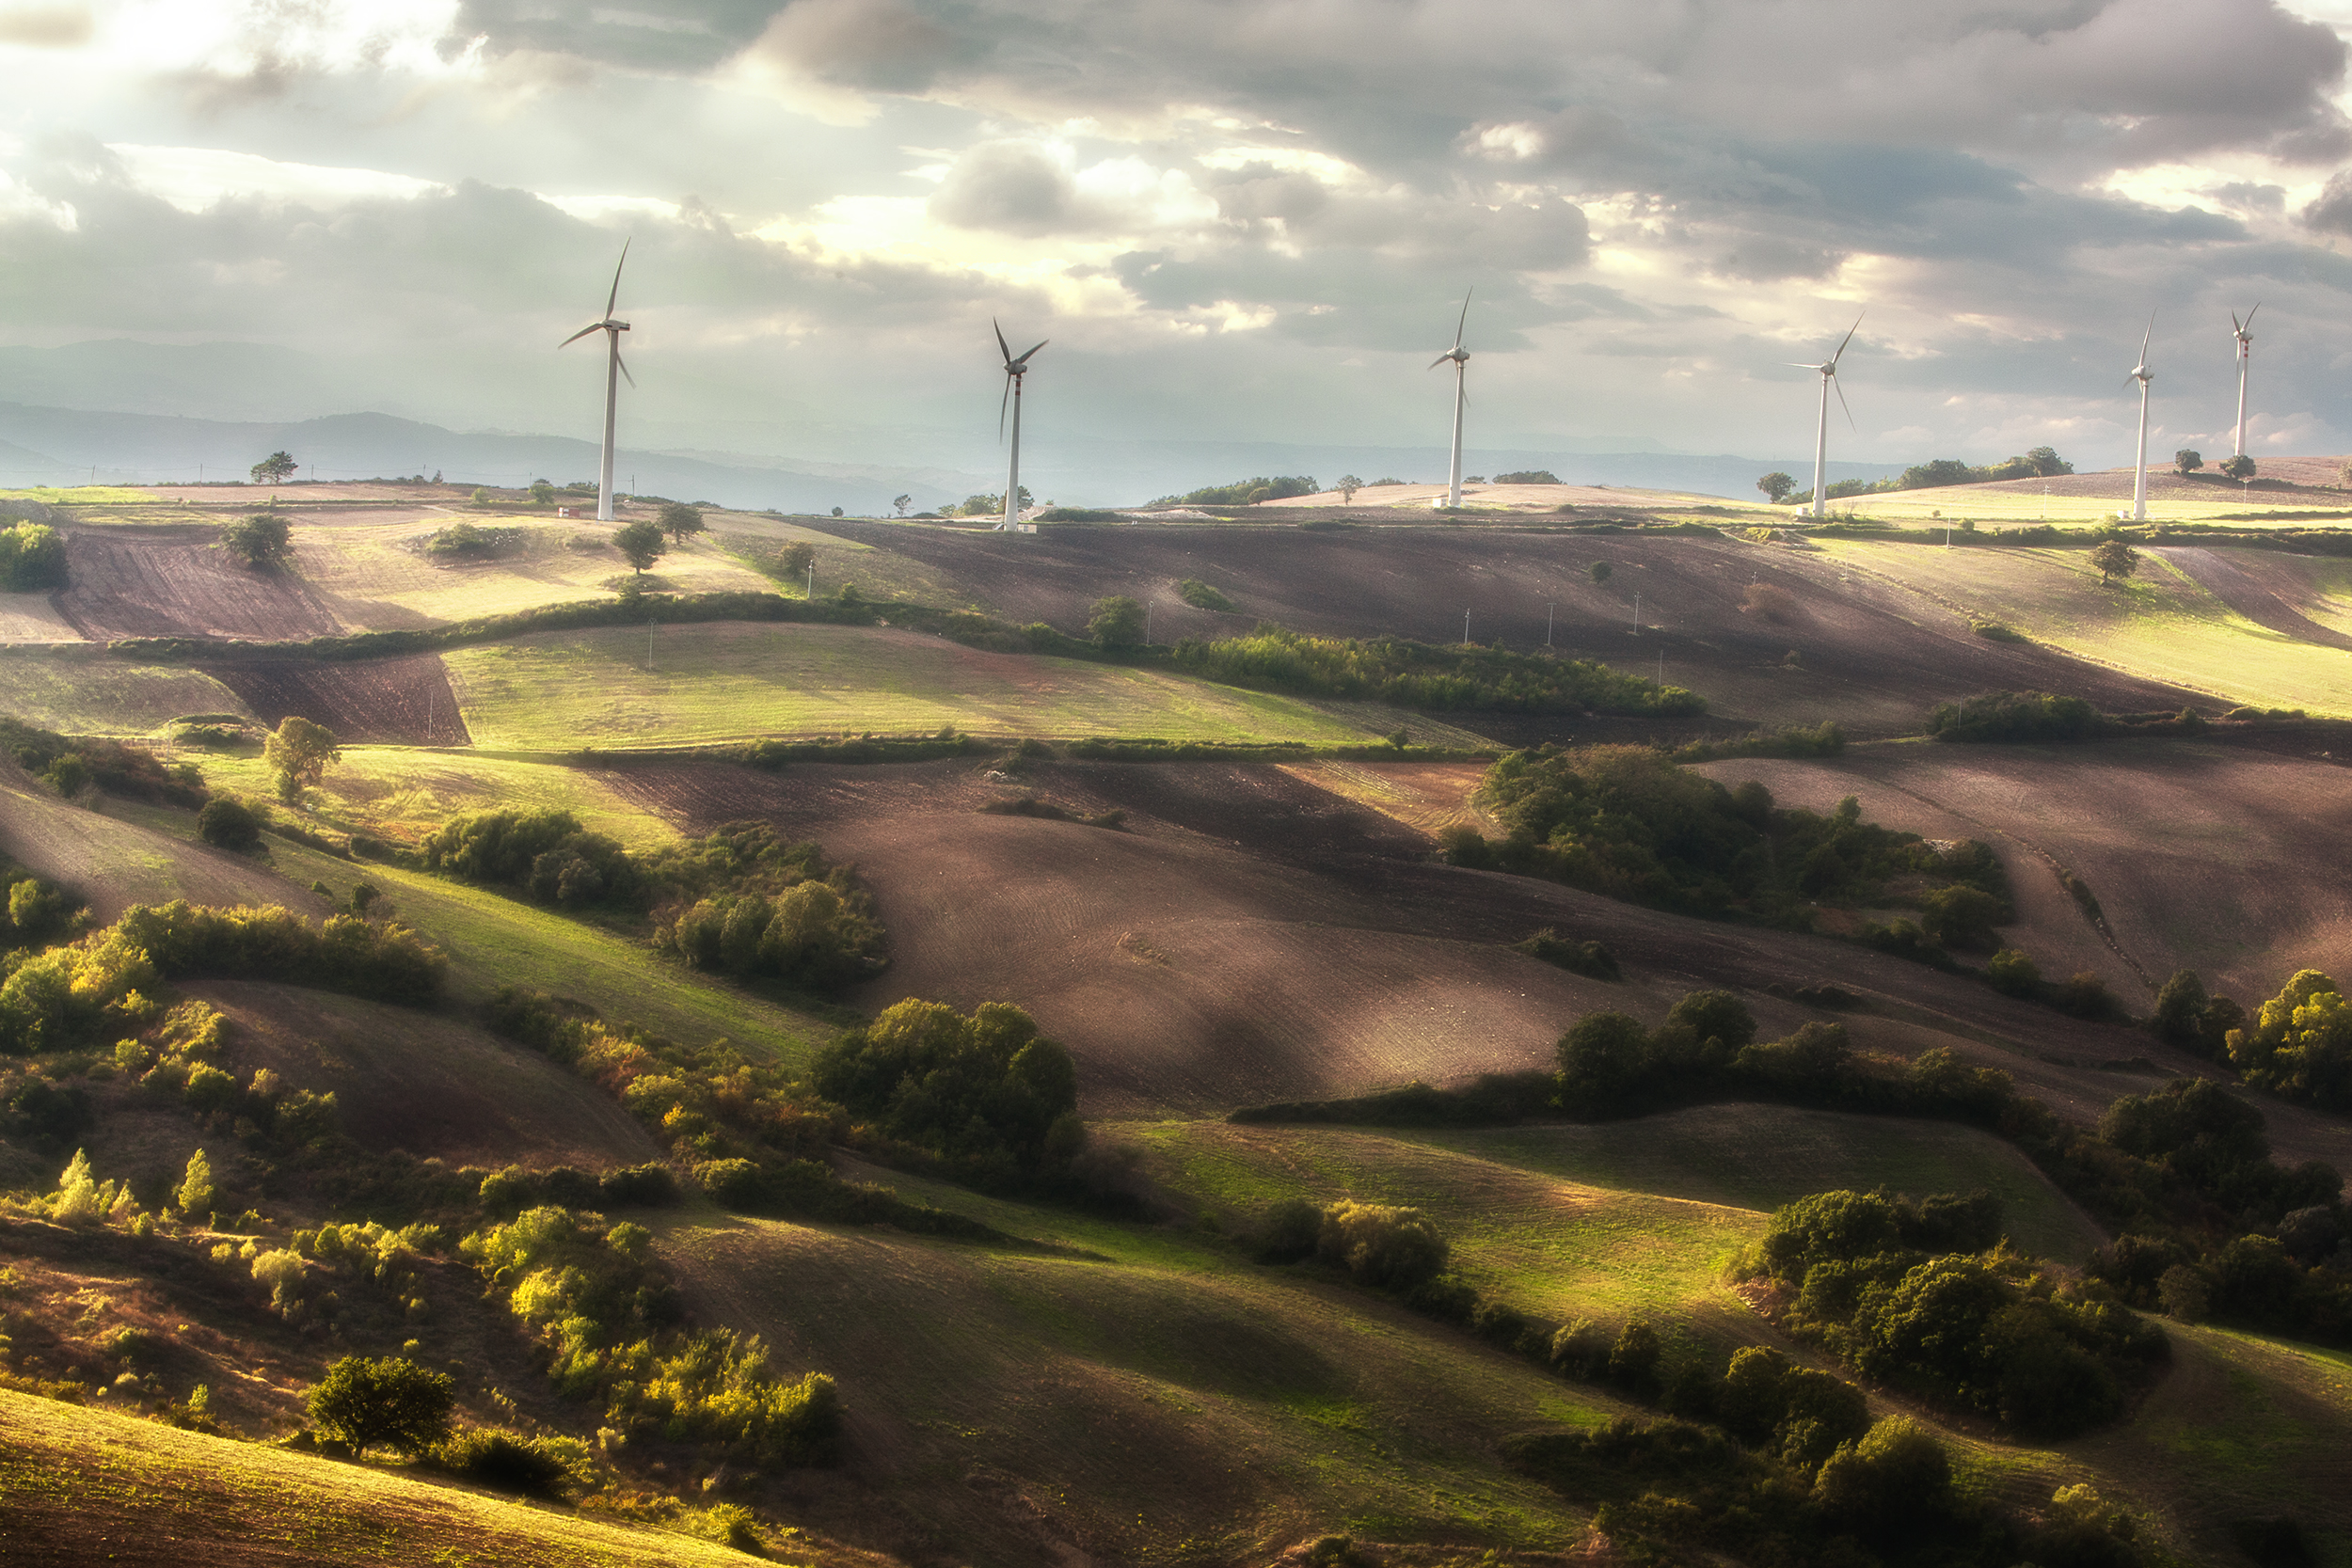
[0,399,1904,513]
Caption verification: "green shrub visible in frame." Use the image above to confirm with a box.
[306,1355,454,1457]
[1512,927,1620,980]
[197,798,263,850]
[1175,578,1236,611]
[431,1428,576,1496]
[1316,1200,1449,1288]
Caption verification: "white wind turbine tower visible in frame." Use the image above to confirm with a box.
[1430,290,1472,509]
[993,320,1047,531]
[560,241,633,522]
[1788,313,1862,518]
[2231,304,2260,460]
[2127,311,2155,522]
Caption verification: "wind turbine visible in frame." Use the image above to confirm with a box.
[560,241,632,523]
[2231,304,2260,460]
[993,320,1047,531]
[2127,311,2155,522]
[1430,291,1472,509]
[1788,313,1862,519]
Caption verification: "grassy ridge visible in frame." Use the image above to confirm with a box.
[0,1390,813,1567]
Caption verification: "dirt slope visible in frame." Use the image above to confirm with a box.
[803,521,2202,736]
[189,981,661,1170]
[203,656,470,745]
[58,525,346,641]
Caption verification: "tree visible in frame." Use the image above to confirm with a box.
[265,717,342,800]
[657,501,705,546]
[1588,561,1613,584]
[892,494,912,516]
[612,518,667,577]
[306,1355,454,1457]
[1756,471,1796,503]
[197,798,262,850]
[1088,594,1147,648]
[221,512,293,570]
[2089,539,2139,584]
[1336,474,1363,502]
[249,451,296,485]
[2174,449,2203,475]
[2221,454,2257,482]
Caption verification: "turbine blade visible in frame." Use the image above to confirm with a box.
[1835,376,1854,432]
[1454,288,1472,351]
[1830,309,1864,367]
[1015,339,1048,365]
[993,318,1011,364]
[999,373,1011,440]
[606,238,630,321]
[616,350,635,389]
[560,324,604,348]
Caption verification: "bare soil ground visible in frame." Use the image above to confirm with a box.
[1693,740,2352,1006]
[0,762,324,922]
[188,981,661,1170]
[203,656,470,746]
[2154,546,2352,651]
[803,522,2204,736]
[58,525,345,641]
[585,754,2349,1167]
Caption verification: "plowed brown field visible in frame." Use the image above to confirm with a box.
[59,525,344,641]
[586,754,2352,1169]
[804,521,2202,736]
[204,656,469,745]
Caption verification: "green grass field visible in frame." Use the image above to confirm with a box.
[1838,490,2351,526]
[443,623,1374,750]
[201,746,676,849]
[1418,1105,2108,1265]
[291,521,774,628]
[658,1199,1612,1563]
[1125,1122,1763,1332]
[1821,539,2352,715]
[0,649,246,735]
[0,1389,827,1566]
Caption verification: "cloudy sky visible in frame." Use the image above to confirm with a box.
[1,0,2349,486]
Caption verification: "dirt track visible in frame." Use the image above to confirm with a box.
[804,521,2204,736]
[203,656,470,745]
[58,525,345,641]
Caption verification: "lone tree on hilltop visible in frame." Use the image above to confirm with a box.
[306,1355,453,1458]
[221,512,293,571]
[612,517,668,578]
[1089,594,1147,648]
[1757,471,1796,503]
[2221,454,2257,482]
[1337,474,1363,502]
[249,451,296,485]
[2090,539,2140,585]
[2174,449,2203,475]
[657,500,705,546]
[265,716,341,801]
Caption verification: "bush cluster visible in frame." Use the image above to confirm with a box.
[813,999,1084,1189]
[0,902,442,1054]
[0,523,67,591]
[1739,1189,2165,1436]
[462,1205,841,1466]
[1453,745,2010,930]
[1170,625,1703,716]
